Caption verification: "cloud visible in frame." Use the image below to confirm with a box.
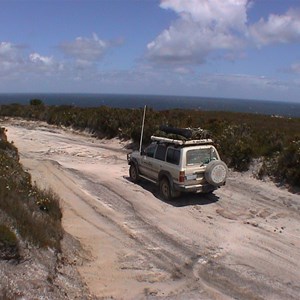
[0,33,123,85]
[249,9,300,46]
[60,33,119,64]
[0,42,25,76]
[160,0,248,29]
[29,52,64,74]
[290,62,300,74]
[0,42,21,60]
[29,53,54,65]
[0,41,63,80]
[147,1,300,67]
[147,0,249,65]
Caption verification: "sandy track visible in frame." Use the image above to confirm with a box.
[3,120,300,300]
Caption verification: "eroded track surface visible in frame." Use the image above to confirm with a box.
[4,120,300,300]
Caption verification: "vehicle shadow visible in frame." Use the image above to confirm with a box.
[166,193,219,207]
[124,176,219,207]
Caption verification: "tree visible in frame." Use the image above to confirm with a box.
[30,99,44,106]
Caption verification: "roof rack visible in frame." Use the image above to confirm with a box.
[151,135,213,145]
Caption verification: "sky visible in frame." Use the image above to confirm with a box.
[1,0,300,103]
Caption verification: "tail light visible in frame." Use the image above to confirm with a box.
[179,171,185,183]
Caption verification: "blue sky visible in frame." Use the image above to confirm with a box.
[1,0,300,103]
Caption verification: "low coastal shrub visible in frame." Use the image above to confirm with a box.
[0,224,18,247]
[0,128,63,251]
[1,102,300,187]
[275,139,300,186]
[0,224,19,260]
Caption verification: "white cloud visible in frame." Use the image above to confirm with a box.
[0,42,25,75]
[0,42,14,57]
[60,33,110,62]
[147,1,300,67]
[290,62,300,74]
[249,9,300,46]
[0,41,64,79]
[147,0,249,65]
[29,53,54,66]
[160,0,248,29]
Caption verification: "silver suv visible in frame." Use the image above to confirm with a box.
[127,128,228,200]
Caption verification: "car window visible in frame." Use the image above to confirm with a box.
[145,143,157,158]
[166,148,180,165]
[155,144,167,161]
[186,148,218,166]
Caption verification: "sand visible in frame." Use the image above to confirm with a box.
[2,119,300,300]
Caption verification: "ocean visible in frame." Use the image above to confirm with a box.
[0,93,299,118]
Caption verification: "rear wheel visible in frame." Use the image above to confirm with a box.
[129,164,139,183]
[159,178,172,201]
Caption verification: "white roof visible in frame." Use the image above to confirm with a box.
[151,135,213,145]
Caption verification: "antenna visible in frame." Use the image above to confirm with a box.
[139,105,147,154]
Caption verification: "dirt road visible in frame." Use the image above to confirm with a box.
[3,120,300,299]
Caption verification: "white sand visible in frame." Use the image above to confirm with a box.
[3,119,300,300]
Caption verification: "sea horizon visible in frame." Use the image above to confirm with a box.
[0,92,299,118]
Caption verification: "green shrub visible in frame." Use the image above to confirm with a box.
[276,140,300,186]
[30,99,44,106]
[0,224,19,260]
[1,103,300,187]
[0,224,18,247]
[0,129,63,250]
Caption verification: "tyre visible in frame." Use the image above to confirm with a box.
[205,161,228,186]
[159,178,172,201]
[129,164,139,183]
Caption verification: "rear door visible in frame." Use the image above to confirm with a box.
[150,144,168,180]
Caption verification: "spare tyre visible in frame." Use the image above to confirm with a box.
[205,161,228,186]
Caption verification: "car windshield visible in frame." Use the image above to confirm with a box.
[186,148,217,166]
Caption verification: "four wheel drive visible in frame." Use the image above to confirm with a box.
[127,127,228,200]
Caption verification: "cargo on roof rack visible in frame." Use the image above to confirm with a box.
[151,135,213,145]
[159,125,210,140]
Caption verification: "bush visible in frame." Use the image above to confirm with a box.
[1,103,300,187]
[0,225,18,247]
[276,140,300,186]
[0,224,19,260]
[0,129,63,251]
[30,99,44,106]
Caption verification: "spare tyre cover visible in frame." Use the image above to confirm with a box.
[205,161,228,186]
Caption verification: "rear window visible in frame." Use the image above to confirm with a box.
[166,148,180,165]
[186,148,218,166]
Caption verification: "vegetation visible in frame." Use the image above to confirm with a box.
[0,225,17,247]
[0,127,63,253]
[0,100,299,188]
[30,98,44,106]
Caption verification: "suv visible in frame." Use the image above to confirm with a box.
[127,127,228,200]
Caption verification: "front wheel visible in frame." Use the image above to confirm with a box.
[159,178,172,201]
[129,164,139,183]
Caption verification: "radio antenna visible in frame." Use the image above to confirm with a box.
[139,105,147,154]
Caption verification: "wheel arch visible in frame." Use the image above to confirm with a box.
[158,171,173,187]
[129,157,139,167]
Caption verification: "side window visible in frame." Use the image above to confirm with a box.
[145,143,157,158]
[166,148,180,165]
[154,144,167,161]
